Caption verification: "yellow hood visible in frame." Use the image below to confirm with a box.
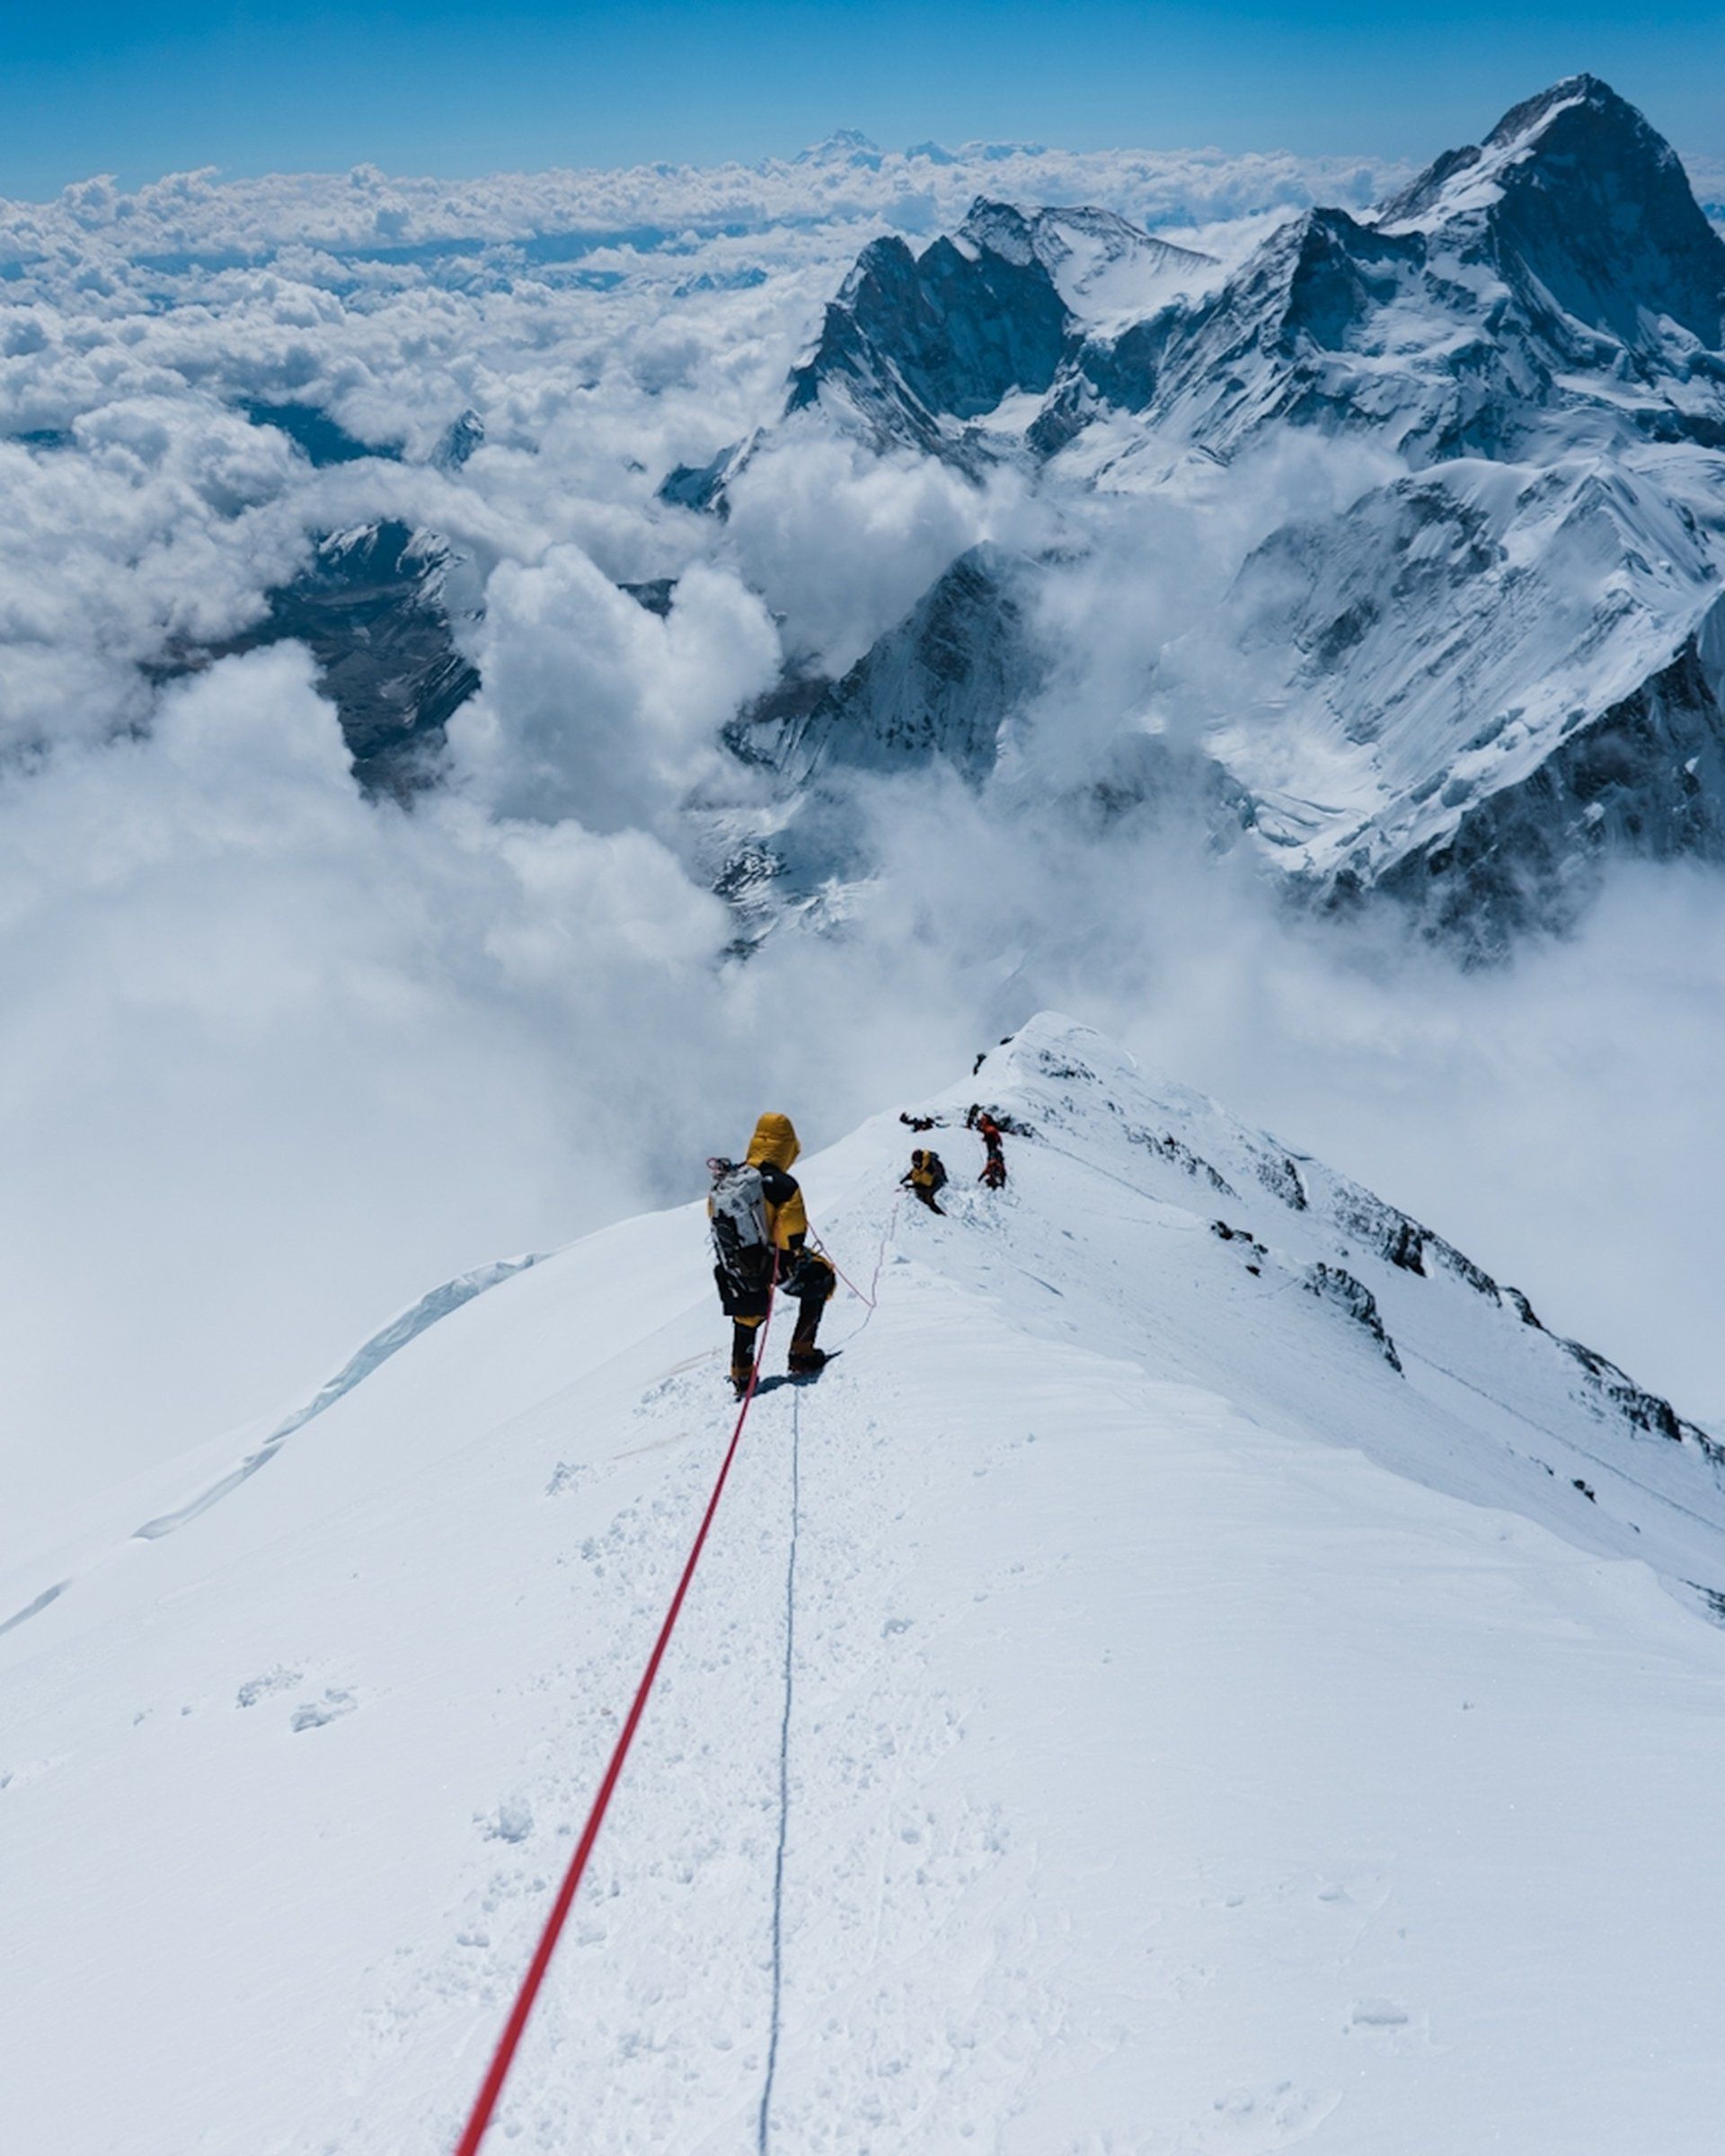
[746,1112,801,1171]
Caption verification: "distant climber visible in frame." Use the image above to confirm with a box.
[708,1114,836,1397]
[902,1149,949,1214]
[975,1110,1007,1189]
[899,1110,939,1133]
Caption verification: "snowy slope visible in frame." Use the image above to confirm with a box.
[1205,456,1725,885]
[4,1014,1725,2155]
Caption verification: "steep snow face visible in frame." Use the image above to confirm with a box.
[4,1015,1725,2154]
[956,198,1217,330]
[1371,616,1725,941]
[1204,457,1725,901]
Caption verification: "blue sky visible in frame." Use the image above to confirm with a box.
[7,0,1724,196]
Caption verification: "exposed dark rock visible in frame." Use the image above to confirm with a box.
[433,408,484,470]
[658,446,738,514]
[1388,1220,1428,1274]
[1131,1127,1235,1196]
[1383,75,1725,351]
[1423,1239,1500,1300]
[1303,1262,1404,1372]
[730,547,1036,787]
[1370,625,1725,953]
[788,219,1070,448]
[1254,1153,1309,1211]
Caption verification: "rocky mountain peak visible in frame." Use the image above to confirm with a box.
[786,217,1071,437]
[1378,75,1725,349]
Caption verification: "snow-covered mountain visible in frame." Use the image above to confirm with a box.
[1050,75,1725,464]
[6,1015,1724,2152]
[712,77,1725,951]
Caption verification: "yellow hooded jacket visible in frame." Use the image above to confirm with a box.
[744,1112,809,1249]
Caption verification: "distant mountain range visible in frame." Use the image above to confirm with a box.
[166,76,1725,951]
[695,76,1725,952]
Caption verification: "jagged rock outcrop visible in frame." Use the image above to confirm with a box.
[783,199,1210,458]
[433,408,484,470]
[787,223,1069,450]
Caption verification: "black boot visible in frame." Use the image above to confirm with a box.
[730,1321,758,1399]
[787,1301,827,1377]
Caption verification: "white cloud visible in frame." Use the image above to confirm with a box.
[452,550,780,828]
[0,143,1403,272]
[725,430,1001,673]
[0,646,752,1539]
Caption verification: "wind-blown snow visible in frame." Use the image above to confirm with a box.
[4,1018,1722,2153]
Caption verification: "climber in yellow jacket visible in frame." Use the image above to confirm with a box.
[707,1112,836,1397]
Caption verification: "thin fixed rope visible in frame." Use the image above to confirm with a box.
[809,1203,898,1348]
[809,1197,899,1312]
[451,1274,780,2156]
[756,1385,803,2153]
[806,1233,877,1309]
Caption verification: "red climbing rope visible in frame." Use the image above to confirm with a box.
[451,1275,780,2156]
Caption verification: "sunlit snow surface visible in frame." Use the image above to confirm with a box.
[4,1016,1722,2154]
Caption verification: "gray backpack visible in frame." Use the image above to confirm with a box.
[708,1157,773,1303]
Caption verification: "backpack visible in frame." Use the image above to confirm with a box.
[708,1157,774,1313]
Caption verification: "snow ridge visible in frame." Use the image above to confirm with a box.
[5,1014,1725,2153]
